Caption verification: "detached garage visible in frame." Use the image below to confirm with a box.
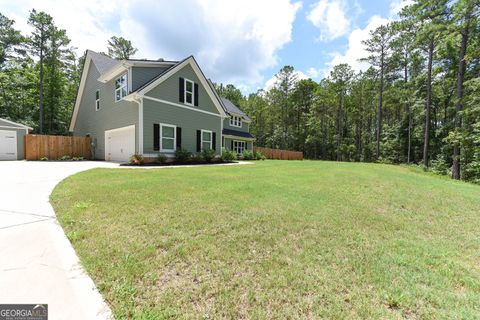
[0,118,32,160]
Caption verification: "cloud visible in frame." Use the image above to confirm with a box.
[2,0,302,88]
[306,0,350,40]
[326,15,390,73]
[389,0,414,16]
[263,69,308,91]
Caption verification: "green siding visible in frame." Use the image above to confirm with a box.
[73,62,138,159]
[145,64,220,115]
[223,117,250,133]
[131,66,169,92]
[143,98,221,156]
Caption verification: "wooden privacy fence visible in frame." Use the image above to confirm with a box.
[254,146,303,160]
[25,135,91,160]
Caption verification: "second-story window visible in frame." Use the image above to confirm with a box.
[115,73,127,102]
[95,90,100,111]
[184,79,194,106]
[230,115,242,128]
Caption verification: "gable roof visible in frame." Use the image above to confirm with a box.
[89,50,118,75]
[220,98,251,122]
[0,117,32,130]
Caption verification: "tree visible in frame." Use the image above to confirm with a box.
[0,13,23,68]
[362,24,393,160]
[28,9,54,134]
[107,36,138,60]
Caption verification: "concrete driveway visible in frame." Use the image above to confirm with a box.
[0,161,119,320]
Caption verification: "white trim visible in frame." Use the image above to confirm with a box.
[95,90,100,111]
[160,123,176,153]
[232,140,246,155]
[128,67,132,94]
[142,96,222,118]
[0,118,32,129]
[184,78,194,106]
[229,115,242,128]
[138,98,143,154]
[200,129,212,151]
[0,125,29,130]
[135,57,227,118]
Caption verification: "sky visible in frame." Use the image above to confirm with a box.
[1,0,412,93]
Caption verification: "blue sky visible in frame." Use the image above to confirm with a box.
[1,0,409,93]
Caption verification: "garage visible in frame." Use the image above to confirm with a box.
[105,125,136,162]
[0,118,32,160]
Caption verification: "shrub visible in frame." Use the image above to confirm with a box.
[40,156,48,161]
[72,157,84,161]
[242,149,254,160]
[175,148,191,163]
[129,154,144,165]
[58,155,72,161]
[202,149,215,163]
[191,153,204,163]
[430,154,449,176]
[254,151,266,160]
[221,148,237,162]
[157,154,167,164]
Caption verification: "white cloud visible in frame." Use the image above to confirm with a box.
[326,15,390,73]
[263,70,308,91]
[1,0,302,88]
[389,0,414,16]
[306,0,350,40]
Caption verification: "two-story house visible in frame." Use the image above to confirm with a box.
[69,50,254,162]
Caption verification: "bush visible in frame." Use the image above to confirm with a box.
[221,148,237,162]
[242,149,254,160]
[157,154,167,164]
[129,154,144,165]
[72,157,84,161]
[202,149,215,163]
[175,148,191,163]
[191,153,204,163]
[254,151,266,160]
[58,155,72,161]
[430,154,449,176]
[40,156,48,161]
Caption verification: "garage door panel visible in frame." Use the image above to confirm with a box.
[105,125,135,162]
[0,130,17,160]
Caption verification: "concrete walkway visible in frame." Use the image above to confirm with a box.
[0,161,118,320]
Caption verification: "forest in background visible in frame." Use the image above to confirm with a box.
[0,0,479,183]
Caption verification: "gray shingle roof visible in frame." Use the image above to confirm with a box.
[88,50,118,75]
[222,128,255,139]
[220,98,251,121]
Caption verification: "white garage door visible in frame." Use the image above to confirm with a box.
[105,125,135,162]
[0,130,17,160]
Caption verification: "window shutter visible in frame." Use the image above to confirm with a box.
[179,77,184,103]
[212,132,216,150]
[194,83,199,106]
[230,140,233,150]
[153,124,160,151]
[196,130,201,152]
[176,127,182,148]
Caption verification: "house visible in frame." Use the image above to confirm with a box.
[69,50,254,162]
[0,118,32,160]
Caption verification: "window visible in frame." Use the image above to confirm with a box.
[95,90,100,111]
[233,140,245,154]
[201,130,212,151]
[184,79,194,105]
[229,115,242,128]
[115,73,128,102]
[160,123,176,152]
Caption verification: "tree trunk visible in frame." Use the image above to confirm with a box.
[377,49,384,160]
[423,39,434,167]
[452,25,469,179]
[39,46,44,134]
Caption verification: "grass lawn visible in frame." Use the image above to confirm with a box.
[51,160,480,319]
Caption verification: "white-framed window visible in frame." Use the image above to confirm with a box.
[160,123,176,152]
[229,115,242,128]
[201,129,212,151]
[184,78,194,106]
[233,140,245,155]
[95,90,100,111]
[115,73,128,102]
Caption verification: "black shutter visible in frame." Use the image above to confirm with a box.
[196,130,201,152]
[212,132,216,150]
[230,140,233,150]
[176,127,182,148]
[179,77,184,103]
[153,124,160,151]
[194,83,199,106]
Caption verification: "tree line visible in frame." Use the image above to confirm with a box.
[1,1,479,183]
[217,0,480,183]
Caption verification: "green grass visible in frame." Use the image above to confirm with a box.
[50,160,480,319]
